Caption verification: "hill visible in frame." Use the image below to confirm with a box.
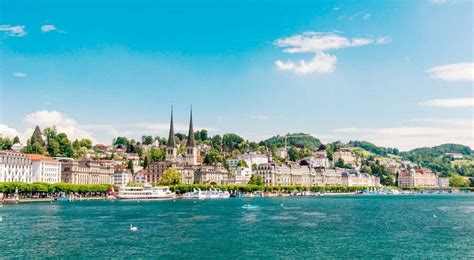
[261,133,322,149]
[400,144,473,177]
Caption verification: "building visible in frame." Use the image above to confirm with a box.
[444,153,463,160]
[114,165,132,186]
[11,143,25,153]
[437,177,450,188]
[0,151,33,183]
[234,166,252,185]
[300,155,329,168]
[194,165,232,185]
[398,168,438,188]
[60,159,114,185]
[341,170,380,187]
[27,154,61,183]
[134,170,146,183]
[333,148,357,164]
[144,107,203,185]
[275,148,287,159]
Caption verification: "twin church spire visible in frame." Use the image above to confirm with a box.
[165,105,198,165]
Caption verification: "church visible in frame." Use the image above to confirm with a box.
[143,107,232,185]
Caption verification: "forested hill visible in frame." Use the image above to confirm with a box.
[261,134,321,149]
[347,140,399,156]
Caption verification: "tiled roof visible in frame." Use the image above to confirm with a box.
[26,154,55,161]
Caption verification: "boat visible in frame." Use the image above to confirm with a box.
[241,204,258,210]
[183,188,230,199]
[116,185,175,200]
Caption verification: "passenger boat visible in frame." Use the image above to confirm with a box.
[183,188,230,199]
[116,185,175,200]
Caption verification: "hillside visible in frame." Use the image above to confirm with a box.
[261,133,321,149]
[400,144,473,177]
[347,140,399,157]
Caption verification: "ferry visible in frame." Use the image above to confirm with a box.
[116,185,175,200]
[183,188,230,199]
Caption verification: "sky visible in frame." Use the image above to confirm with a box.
[0,0,473,151]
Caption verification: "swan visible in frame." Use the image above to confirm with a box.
[130,224,138,232]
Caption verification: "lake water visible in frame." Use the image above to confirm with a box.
[1,194,473,258]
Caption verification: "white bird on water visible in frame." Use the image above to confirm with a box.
[433,214,437,218]
[0,216,3,222]
[130,224,138,232]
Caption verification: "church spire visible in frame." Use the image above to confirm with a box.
[167,105,176,148]
[186,106,195,147]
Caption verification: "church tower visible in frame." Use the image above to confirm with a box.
[185,107,198,165]
[166,106,177,162]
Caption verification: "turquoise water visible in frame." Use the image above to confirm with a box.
[1,194,473,258]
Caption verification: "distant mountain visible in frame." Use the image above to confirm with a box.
[261,133,322,149]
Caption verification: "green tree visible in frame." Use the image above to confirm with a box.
[237,160,249,168]
[335,158,345,168]
[13,136,20,144]
[57,133,74,157]
[449,174,470,187]
[160,168,182,185]
[31,126,45,147]
[127,160,135,174]
[248,175,264,186]
[203,149,224,165]
[222,133,245,152]
[211,135,222,150]
[0,137,13,150]
[149,147,165,162]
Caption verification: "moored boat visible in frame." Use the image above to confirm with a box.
[116,185,175,200]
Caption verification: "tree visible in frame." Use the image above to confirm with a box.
[13,136,20,144]
[142,135,153,145]
[127,160,135,175]
[211,135,222,150]
[450,174,470,187]
[160,168,181,185]
[222,133,245,152]
[56,133,74,157]
[114,137,129,147]
[203,149,224,165]
[0,137,13,150]
[237,160,249,168]
[251,163,258,171]
[149,147,165,162]
[288,147,301,162]
[31,126,45,147]
[335,158,345,168]
[248,175,264,186]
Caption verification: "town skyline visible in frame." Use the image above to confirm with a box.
[1,0,473,150]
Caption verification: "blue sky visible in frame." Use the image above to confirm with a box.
[0,0,473,150]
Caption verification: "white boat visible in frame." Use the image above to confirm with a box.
[117,185,175,200]
[183,188,230,199]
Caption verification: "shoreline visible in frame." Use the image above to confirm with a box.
[2,191,471,204]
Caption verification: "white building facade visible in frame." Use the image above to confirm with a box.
[0,151,33,183]
[27,154,62,183]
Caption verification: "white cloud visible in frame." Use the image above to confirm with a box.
[13,72,27,78]
[275,52,336,75]
[407,118,473,128]
[418,98,474,108]
[274,32,389,75]
[0,25,26,37]
[40,24,57,32]
[0,124,21,139]
[427,62,474,82]
[24,110,96,142]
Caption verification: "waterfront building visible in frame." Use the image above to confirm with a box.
[227,153,269,170]
[0,151,33,183]
[194,165,232,185]
[127,153,140,167]
[134,170,146,183]
[437,177,450,188]
[398,168,438,188]
[300,155,329,168]
[114,165,132,186]
[27,154,61,183]
[320,168,343,186]
[234,166,252,185]
[333,148,357,164]
[60,159,114,185]
[341,170,380,187]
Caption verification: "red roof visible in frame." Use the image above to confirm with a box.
[26,154,55,161]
